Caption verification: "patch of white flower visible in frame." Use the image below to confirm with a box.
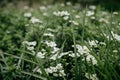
[85,73,99,80]
[30,17,43,24]
[39,6,47,11]
[69,52,80,57]
[63,16,69,20]
[69,20,79,25]
[24,12,32,17]
[72,44,97,65]
[89,5,96,10]
[75,15,80,19]
[111,31,120,42]
[73,45,90,55]
[45,41,57,47]
[86,11,94,17]
[43,33,54,37]
[113,12,118,15]
[50,51,70,60]
[36,52,45,59]
[45,63,66,77]
[53,11,70,20]
[86,55,97,65]
[99,18,109,24]
[22,41,37,52]
[89,40,98,47]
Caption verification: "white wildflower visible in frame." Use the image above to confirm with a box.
[30,17,42,24]
[53,11,70,17]
[86,11,94,17]
[85,73,99,80]
[45,41,57,47]
[60,3,65,7]
[99,18,109,24]
[86,55,97,65]
[69,20,79,25]
[113,50,118,53]
[40,6,46,10]
[53,73,58,77]
[36,52,45,59]
[75,15,80,19]
[22,41,37,46]
[111,31,120,41]
[63,16,69,20]
[36,68,42,74]
[56,63,63,70]
[43,12,48,16]
[43,33,54,37]
[52,47,60,54]
[91,16,96,19]
[59,70,66,76]
[24,12,32,17]
[66,2,71,6]
[45,68,53,74]
[73,45,90,55]
[27,46,34,51]
[89,5,96,10]
[89,40,98,47]
[50,53,58,60]
[99,42,106,45]
[113,12,118,15]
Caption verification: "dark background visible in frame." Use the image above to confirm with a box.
[0,0,120,11]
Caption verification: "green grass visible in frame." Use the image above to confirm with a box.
[0,3,120,80]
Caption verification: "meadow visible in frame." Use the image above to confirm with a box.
[0,2,120,80]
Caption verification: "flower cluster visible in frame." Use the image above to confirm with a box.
[45,63,66,77]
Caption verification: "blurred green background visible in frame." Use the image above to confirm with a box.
[0,0,120,11]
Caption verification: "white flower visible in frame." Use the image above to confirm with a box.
[22,41,37,46]
[36,52,45,59]
[111,31,120,42]
[91,16,96,19]
[27,46,34,51]
[43,33,54,37]
[30,17,42,24]
[59,70,66,76]
[40,6,46,10]
[113,12,118,15]
[73,45,90,55]
[99,18,109,24]
[50,53,57,60]
[53,73,58,77]
[36,68,42,74]
[60,3,65,7]
[50,67,57,72]
[63,16,69,20]
[45,68,53,73]
[75,15,80,19]
[52,47,60,54]
[53,11,70,17]
[89,40,98,47]
[89,5,96,10]
[43,12,48,16]
[66,2,71,6]
[69,53,80,57]
[113,50,118,53]
[85,73,99,80]
[56,63,63,69]
[24,12,32,17]
[99,42,106,45]
[69,20,79,25]
[45,41,57,47]
[86,55,97,65]
[86,11,94,17]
